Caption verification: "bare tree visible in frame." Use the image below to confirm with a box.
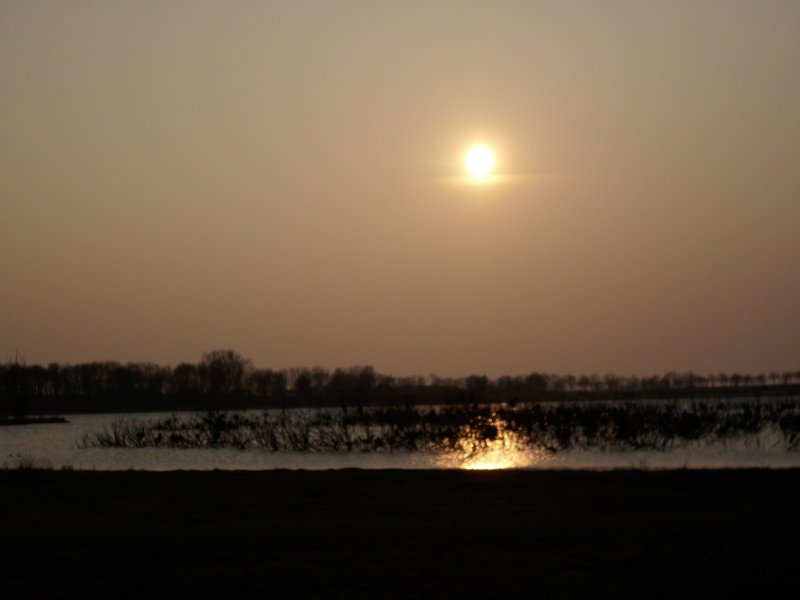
[199,350,253,396]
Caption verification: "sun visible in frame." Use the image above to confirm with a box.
[464,145,495,178]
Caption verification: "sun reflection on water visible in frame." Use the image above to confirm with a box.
[462,451,527,471]
[436,414,543,470]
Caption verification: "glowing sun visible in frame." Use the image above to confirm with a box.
[464,145,495,178]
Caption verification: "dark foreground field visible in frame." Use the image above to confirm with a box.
[1,469,798,598]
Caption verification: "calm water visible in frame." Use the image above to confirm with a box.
[2,407,800,471]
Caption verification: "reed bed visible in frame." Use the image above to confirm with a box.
[77,398,800,453]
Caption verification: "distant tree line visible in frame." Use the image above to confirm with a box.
[1,349,799,417]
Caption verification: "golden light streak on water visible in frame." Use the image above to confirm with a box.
[436,414,544,470]
[461,452,526,471]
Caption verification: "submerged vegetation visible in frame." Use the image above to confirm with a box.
[78,399,800,454]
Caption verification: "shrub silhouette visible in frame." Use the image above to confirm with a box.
[78,398,800,454]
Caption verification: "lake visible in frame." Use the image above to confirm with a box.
[3,400,800,470]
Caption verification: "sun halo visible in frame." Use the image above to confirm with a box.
[464,145,495,179]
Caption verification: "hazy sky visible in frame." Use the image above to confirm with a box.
[2,1,799,377]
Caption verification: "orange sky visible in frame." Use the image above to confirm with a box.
[1,1,799,377]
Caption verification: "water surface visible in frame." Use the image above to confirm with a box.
[3,403,799,471]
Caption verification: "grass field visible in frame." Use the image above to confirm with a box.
[1,469,798,598]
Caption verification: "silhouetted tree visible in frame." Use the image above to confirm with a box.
[310,367,331,392]
[199,350,252,396]
[294,370,313,401]
[465,375,489,403]
[172,363,200,396]
[525,372,549,396]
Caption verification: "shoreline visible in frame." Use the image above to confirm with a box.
[0,416,69,426]
[9,385,800,417]
[2,469,798,596]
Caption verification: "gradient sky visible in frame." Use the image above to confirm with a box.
[2,1,799,377]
